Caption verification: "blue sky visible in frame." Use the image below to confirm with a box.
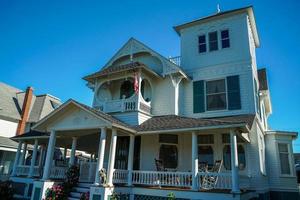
[1,1,300,151]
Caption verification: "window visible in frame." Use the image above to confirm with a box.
[206,79,226,111]
[223,145,246,170]
[254,78,260,116]
[159,144,178,169]
[120,80,134,99]
[198,35,206,53]
[198,135,214,144]
[159,134,178,169]
[221,30,230,48]
[198,146,214,166]
[209,31,218,51]
[278,143,291,175]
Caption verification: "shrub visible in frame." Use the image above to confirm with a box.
[167,192,176,200]
[80,191,90,200]
[44,184,67,200]
[0,181,14,200]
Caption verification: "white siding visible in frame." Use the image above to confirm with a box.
[0,119,18,138]
[180,63,256,118]
[180,13,251,71]
[265,133,298,191]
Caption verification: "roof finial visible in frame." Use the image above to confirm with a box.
[217,4,221,13]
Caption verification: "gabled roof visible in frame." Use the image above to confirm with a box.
[0,136,20,149]
[0,82,61,123]
[83,62,161,82]
[83,38,188,83]
[174,6,260,47]
[32,99,136,133]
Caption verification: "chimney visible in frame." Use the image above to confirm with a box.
[16,86,34,135]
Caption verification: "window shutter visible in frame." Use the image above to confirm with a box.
[193,80,205,113]
[227,75,241,110]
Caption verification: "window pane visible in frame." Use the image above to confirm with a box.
[199,44,206,53]
[198,35,206,43]
[198,135,214,144]
[159,134,178,144]
[280,153,290,174]
[221,30,229,39]
[207,94,226,110]
[198,146,214,166]
[159,144,178,169]
[223,145,246,170]
[206,79,225,94]
[222,39,230,48]
[209,31,218,51]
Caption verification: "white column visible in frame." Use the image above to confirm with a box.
[192,132,198,190]
[42,130,56,180]
[19,143,27,165]
[11,141,22,176]
[107,128,118,186]
[69,137,77,166]
[94,127,107,185]
[230,129,240,193]
[28,139,38,177]
[127,135,135,186]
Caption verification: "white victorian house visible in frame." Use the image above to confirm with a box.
[9,6,299,200]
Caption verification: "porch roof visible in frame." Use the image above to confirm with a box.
[134,114,255,133]
[83,61,161,81]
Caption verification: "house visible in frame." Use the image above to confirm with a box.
[9,6,299,200]
[0,82,61,180]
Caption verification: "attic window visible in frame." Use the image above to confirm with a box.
[50,101,60,109]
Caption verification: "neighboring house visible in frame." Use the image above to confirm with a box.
[9,6,298,200]
[0,82,61,180]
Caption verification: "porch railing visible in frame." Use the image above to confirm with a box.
[113,169,250,190]
[113,169,128,184]
[169,56,181,66]
[131,170,192,188]
[49,166,68,179]
[15,165,30,176]
[99,95,138,113]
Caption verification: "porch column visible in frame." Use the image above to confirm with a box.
[127,135,135,186]
[42,130,56,180]
[69,137,77,166]
[63,146,67,161]
[94,127,107,185]
[191,132,198,190]
[11,141,22,176]
[230,129,240,193]
[19,142,27,165]
[28,139,38,177]
[107,128,118,186]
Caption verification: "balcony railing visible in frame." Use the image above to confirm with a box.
[15,165,40,177]
[49,166,68,179]
[169,56,181,66]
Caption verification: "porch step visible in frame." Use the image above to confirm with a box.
[73,186,90,193]
[70,191,81,198]
[78,182,93,188]
[68,197,80,200]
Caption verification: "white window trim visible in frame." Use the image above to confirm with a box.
[222,137,247,171]
[277,142,294,177]
[205,78,229,112]
[208,31,219,52]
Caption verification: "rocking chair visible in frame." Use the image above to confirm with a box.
[201,160,223,190]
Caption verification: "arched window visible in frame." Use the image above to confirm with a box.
[120,80,134,99]
[223,145,246,170]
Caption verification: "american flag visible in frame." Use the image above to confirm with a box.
[134,72,139,94]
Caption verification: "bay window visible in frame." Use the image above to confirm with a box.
[278,143,292,175]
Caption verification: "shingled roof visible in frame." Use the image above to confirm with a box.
[83,62,160,82]
[134,114,255,132]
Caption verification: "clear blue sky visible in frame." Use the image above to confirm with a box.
[1,1,300,151]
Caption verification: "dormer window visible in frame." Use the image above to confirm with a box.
[209,31,218,51]
[221,30,230,48]
[198,34,207,53]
